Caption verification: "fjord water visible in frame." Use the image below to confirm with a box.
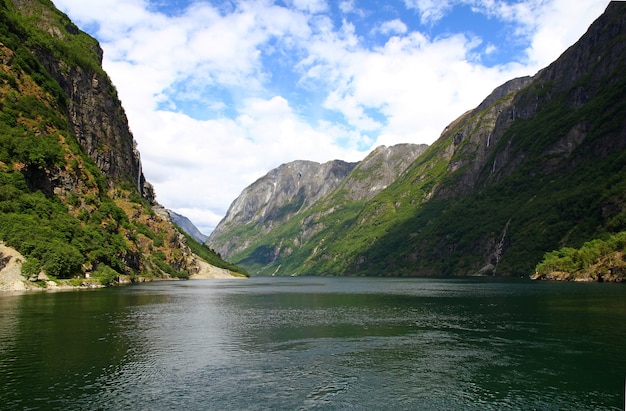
[1,277,625,410]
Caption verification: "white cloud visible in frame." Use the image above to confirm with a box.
[523,0,609,67]
[303,29,523,148]
[290,0,328,14]
[52,0,610,234]
[375,19,408,36]
[126,94,365,232]
[403,0,452,24]
[339,0,355,14]
[484,43,497,55]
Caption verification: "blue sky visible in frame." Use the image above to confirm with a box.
[53,0,609,234]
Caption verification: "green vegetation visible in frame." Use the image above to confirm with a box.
[222,24,626,278]
[0,172,128,278]
[535,232,626,281]
[0,0,104,77]
[174,225,248,276]
[91,264,119,286]
[151,251,188,279]
[0,142,210,282]
[0,0,246,286]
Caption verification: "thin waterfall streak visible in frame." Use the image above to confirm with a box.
[137,155,142,193]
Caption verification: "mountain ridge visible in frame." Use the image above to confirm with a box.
[209,2,626,280]
[208,159,358,258]
[208,143,429,272]
[168,210,208,244]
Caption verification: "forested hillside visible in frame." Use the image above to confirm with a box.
[0,0,245,289]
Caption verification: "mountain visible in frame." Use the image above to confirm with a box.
[208,159,358,258]
[0,0,245,290]
[208,2,626,280]
[168,210,208,244]
[208,143,428,274]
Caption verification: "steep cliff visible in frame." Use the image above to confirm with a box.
[0,0,244,289]
[208,144,427,274]
[210,2,626,279]
[336,144,429,202]
[208,159,357,259]
[7,0,151,198]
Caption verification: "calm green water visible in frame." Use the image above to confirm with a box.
[1,277,625,410]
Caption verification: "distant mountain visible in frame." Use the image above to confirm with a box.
[208,2,626,281]
[207,144,428,273]
[168,210,208,244]
[208,159,358,258]
[0,0,245,290]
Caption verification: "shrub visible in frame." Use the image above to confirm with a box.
[535,232,626,275]
[91,264,119,286]
[40,241,84,278]
[21,257,41,278]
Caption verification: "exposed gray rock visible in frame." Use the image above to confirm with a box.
[208,144,427,260]
[208,159,357,257]
[168,210,209,244]
[210,160,356,236]
[337,144,428,202]
[434,76,533,199]
[13,0,152,202]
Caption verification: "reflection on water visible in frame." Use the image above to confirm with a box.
[1,277,625,410]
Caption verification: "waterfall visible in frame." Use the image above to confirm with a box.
[493,219,512,273]
[136,153,142,193]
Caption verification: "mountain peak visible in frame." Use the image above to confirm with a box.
[208,159,357,248]
[208,143,428,267]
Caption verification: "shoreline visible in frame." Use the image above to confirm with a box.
[0,242,243,293]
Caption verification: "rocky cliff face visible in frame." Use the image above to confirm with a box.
[11,0,153,201]
[337,144,428,202]
[430,76,533,198]
[222,160,356,228]
[440,0,626,197]
[168,210,208,244]
[208,159,357,257]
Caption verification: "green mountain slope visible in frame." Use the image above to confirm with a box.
[0,0,245,289]
[209,144,427,275]
[214,2,626,280]
[345,2,626,278]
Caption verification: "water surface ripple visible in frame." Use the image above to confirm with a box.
[1,277,625,410]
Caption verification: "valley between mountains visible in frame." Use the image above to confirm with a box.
[0,1,625,289]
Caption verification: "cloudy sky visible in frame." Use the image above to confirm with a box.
[53,0,609,235]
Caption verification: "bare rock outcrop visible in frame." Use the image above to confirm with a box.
[0,242,27,291]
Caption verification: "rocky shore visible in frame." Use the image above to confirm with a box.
[0,242,102,291]
[1,242,243,293]
[189,258,245,279]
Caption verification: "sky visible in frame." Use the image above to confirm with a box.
[52,0,609,235]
